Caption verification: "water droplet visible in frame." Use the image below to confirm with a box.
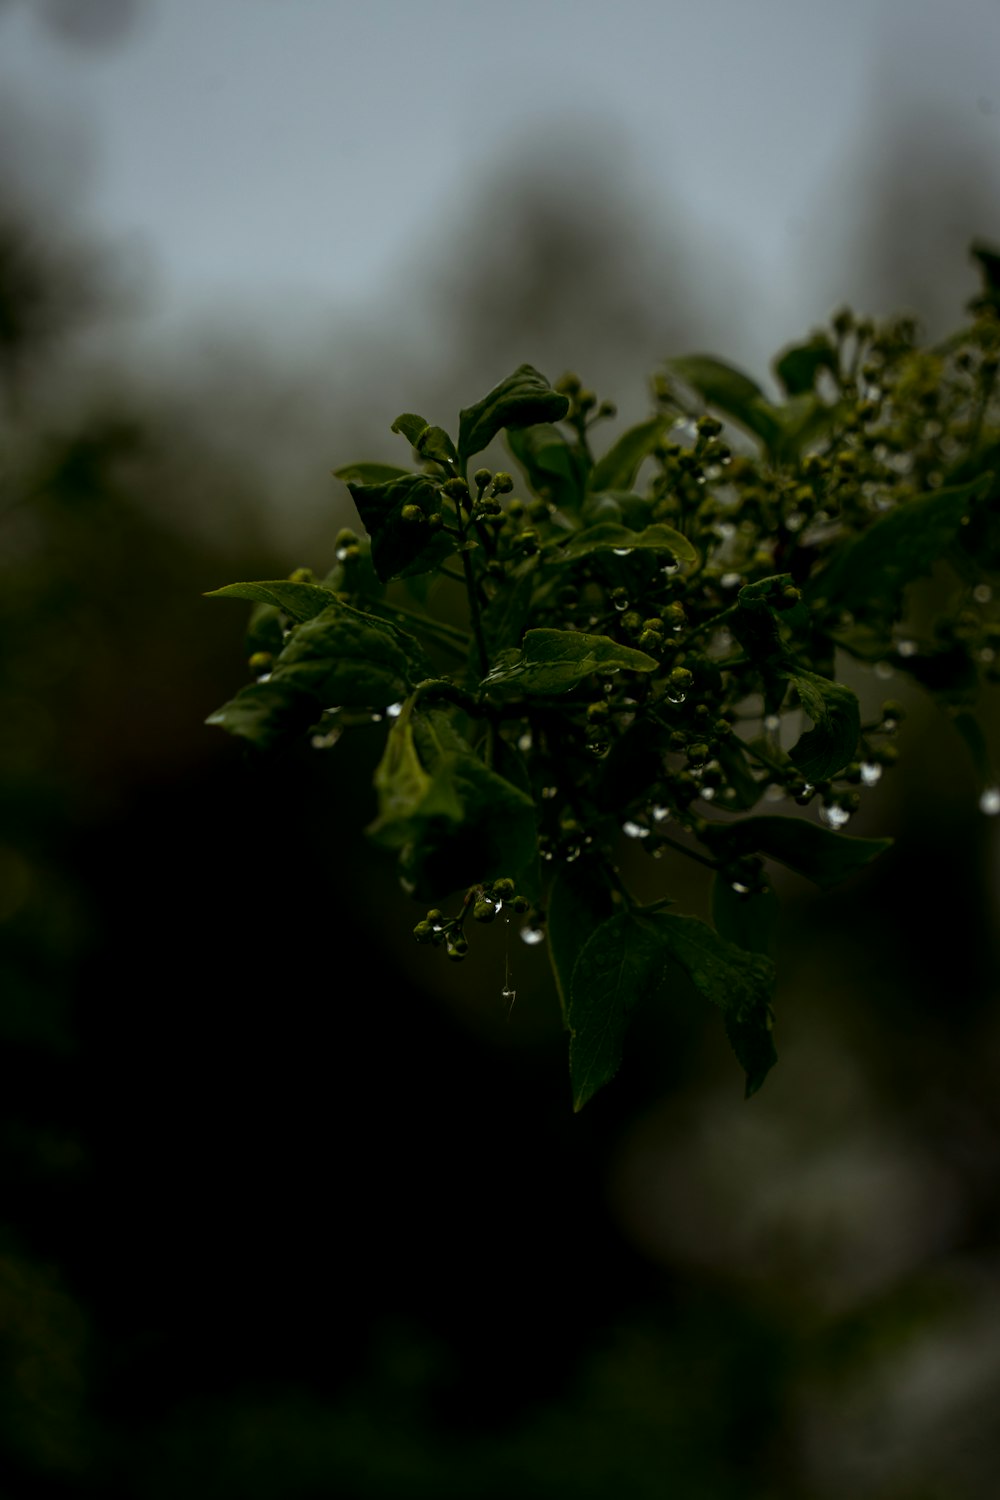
[501,986,517,1005]
[716,521,736,540]
[335,545,352,562]
[622,820,649,839]
[370,712,383,723]
[323,705,342,716]
[564,845,581,862]
[720,572,742,589]
[256,671,273,683]
[731,880,751,894]
[517,731,533,752]
[875,661,895,680]
[651,804,671,823]
[613,547,634,557]
[399,875,416,896]
[882,715,899,732]
[520,925,545,946]
[786,512,806,532]
[661,560,680,577]
[896,639,918,658]
[980,647,996,664]
[700,786,716,801]
[980,786,1000,815]
[386,701,404,718]
[820,802,852,829]
[860,761,882,787]
[613,596,629,611]
[311,727,342,750]
[541,785,559,799]
[587,740,611,759]
[764,714,781,732]
[974,583,993,604]
[665,689,687,705]
[541,849,554,861]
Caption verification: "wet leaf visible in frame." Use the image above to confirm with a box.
[552,521,696,564]
[703,815,891,890]
[588,415,669,493]
[663,355,784,450]
[785,671,861,781]
[481,628,658,696]
[205,579,339,623]
[457,364,570,466]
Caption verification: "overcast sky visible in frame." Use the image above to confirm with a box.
[2,0,1000,376]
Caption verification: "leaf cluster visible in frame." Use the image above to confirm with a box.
[206,255,1000,1109]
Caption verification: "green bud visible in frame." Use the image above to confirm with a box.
[474,468,492,493]
[621,611,644,636]
[687,742,710,763]
[413,921,435,944]
[400,504,425,523]
[642,617,664,634]
[492,472,514,495]
[442,477,469,500]
[511,895,530,913]
[696,415,723,439]
[473,900,498,923]
[638,630,662,652]
[248,651,273,673]
[669,667,694,689]
[492,877,515,899]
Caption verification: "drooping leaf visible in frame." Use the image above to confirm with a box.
[547,861,615,1027]
[366,700,465,848]
[588,415,669,493]
[552,521,697,565]
[333,461,410,487]
[712,875,780,958]
[205,600,426,749]
[390,413,429,446]
[650,913,777,1098]
[703,814,891,890]
[481,628,658,697]
[205,579,338,623]
[662,355,784,450]
[773,332,838,397]
[457,364,570,466]
[808,474,994,616]
[507,423,586,511]
[785,671,861,781]
[567,910,668,1111]
[335,469,457,582]
[567,909,777,1108]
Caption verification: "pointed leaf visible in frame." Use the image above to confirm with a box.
[481,628,658,697]
[415,425,458,467]
[703,815,891,890]
[457,364,570,466]
[333,461,410,486]
[547,861,615,1026]
[663,355,784,450]
[588,416,669,493]
[336,470,457,582]
[567,910,667,1110]
[391,413,430,446]
[367,700,464,848]
[552,521,697,565]
[712,875,780,959]
[507,423,587,511]
[205,579,338,623]
[785,671,861,781]
[808,475,993,615]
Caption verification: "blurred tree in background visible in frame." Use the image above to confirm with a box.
[2,79,1000,1500]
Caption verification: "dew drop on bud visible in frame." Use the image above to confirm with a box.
[520,925,545,946]
[820,802,852,829]
[860,761,882,787]
[622,820,649,839]
[613,547,634,557]
[386,701,404,718]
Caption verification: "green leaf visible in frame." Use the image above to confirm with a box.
[785,671,861,781]
[205,579,338,623]
[712,875,779,959]
[336,470,457,582]
[808,475,994,615]
[391,413,429,446]
[481,628,658,697]
[480,563,536,660]
[567,910,667,1111]
[773,332,838,397]
[507,423,586,511]
[366,699,464,848]
[567,909,777,1108]
[415,425,458,468]
[333,461,411,487]
[457,364,570,466]
[714,739,766,811]
[588,416,669,493]
[663,355,784,450]
[205,600,427,749]
[650,913,776,1098]
[703,815,891,890]
[547,861,615,1027]
[552,521,697,565]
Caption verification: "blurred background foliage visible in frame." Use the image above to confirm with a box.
[2,6,1000,1495]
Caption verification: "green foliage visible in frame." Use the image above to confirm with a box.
[207,251,1000,1109]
